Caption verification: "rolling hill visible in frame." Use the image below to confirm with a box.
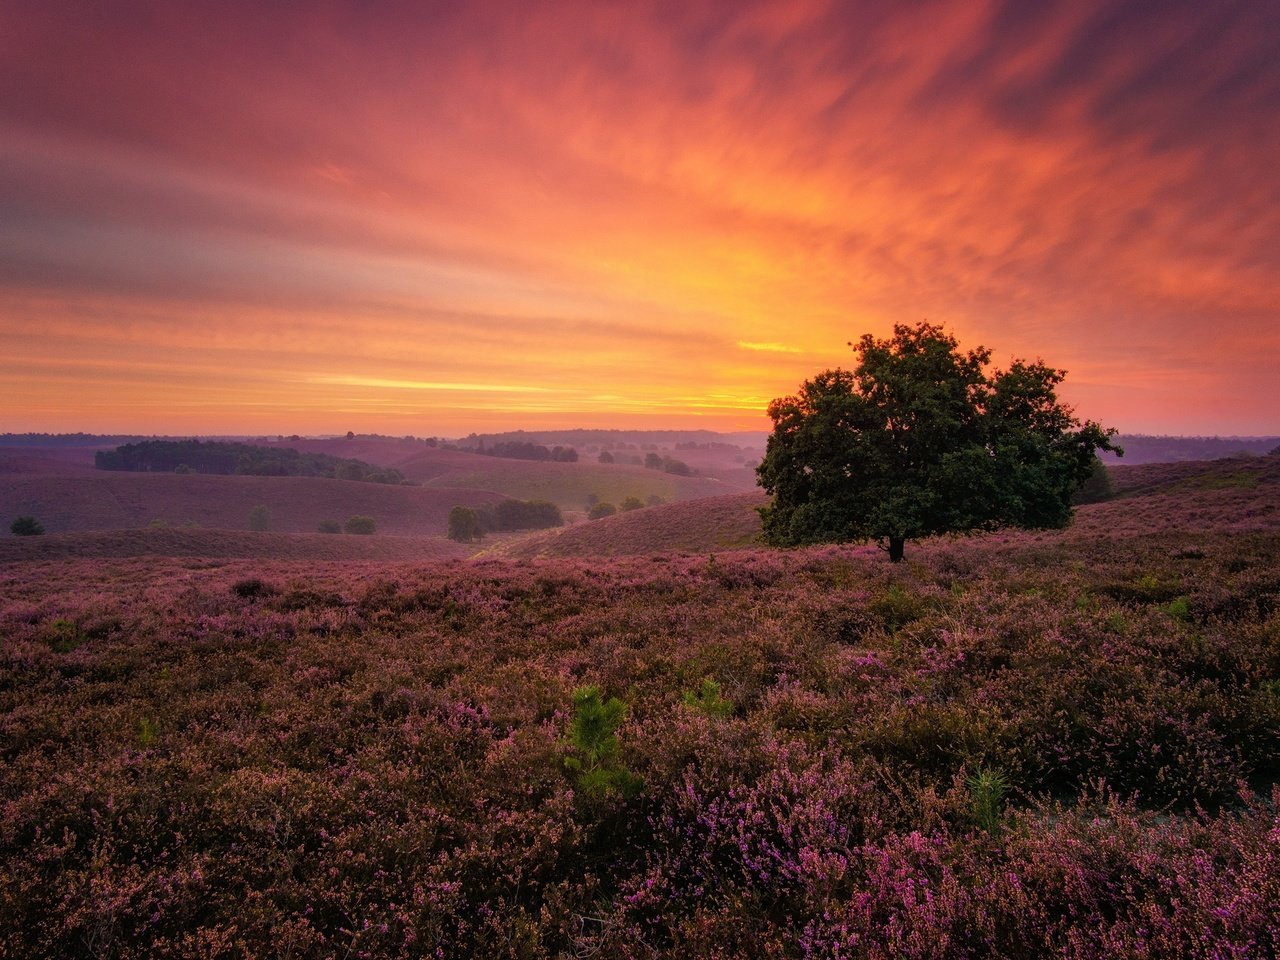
[0,528,473,563]
[486,454,1280,559]
[262,438,745,506]
[0,472,505,536]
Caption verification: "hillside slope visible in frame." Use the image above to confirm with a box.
[0,472,504,536]
[489,455,1280,559]
[265,439,750,505]
[488,492,768,559]
[0,528,473,562]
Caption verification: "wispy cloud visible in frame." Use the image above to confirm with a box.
[0,0,1276,433]
[302,376,559,394]
[738,341,802,354]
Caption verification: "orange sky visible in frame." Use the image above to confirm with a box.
[1,0,1277,436]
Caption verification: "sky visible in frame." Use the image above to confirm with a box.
[1,0,1277,436]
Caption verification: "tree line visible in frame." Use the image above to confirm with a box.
[94,440,407,484]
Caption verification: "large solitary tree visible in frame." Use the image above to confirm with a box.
[756,322,1120,561]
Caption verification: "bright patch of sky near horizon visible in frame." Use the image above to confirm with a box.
[1,0,1277,435]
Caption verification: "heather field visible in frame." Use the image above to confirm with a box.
[3,458,1280,958]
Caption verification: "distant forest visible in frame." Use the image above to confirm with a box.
[94,440,408,484]
[460,440,579,462]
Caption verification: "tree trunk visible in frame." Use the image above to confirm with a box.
[888,536,905,563]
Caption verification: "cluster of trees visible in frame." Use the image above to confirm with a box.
[585,495,661,519]
[643,452,693,475]
[468,441,578,462]
[447,499,564,541]
[757,322,1119,562]
[107,441,359,480]
[95,440,407,484]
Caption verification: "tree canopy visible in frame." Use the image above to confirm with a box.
[756,322,1120,561]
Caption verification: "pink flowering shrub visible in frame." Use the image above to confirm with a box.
[1,507,1278,956]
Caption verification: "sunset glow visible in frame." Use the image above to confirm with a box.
[2,0,1277,435]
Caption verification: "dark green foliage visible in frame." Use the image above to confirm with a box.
[317,519,341,534]
[588,502,617,520]
[494,499,563,530]
[1072,457,1113,504]
[10,516,44,536]
[598,451,614,464]
[682,678,734,718]
[967,766,1009,834]
[231,578,276,600]
[447,506,482,542]
[757,322,1120,560]
[344,515,376,535]
[471,440,578,462]
[94,439,405,483]
[47,619,85,653]
[247,505,271,532]
[562,686,641,799]
[642,452,692,475]
[620,496,644,512]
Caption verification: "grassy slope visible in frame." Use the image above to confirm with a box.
[490,455,1280,559]
[0,528,474,562]
[0,472,505,536]
[490,491,769,559]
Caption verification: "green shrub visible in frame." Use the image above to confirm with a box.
[563,686,641,799]
[231,578,277,600]
[344,515,376,535]
[967,766,1009,834]
[1161,596,1192,622]
[137,717,160,748]
[682,678,734,719]
[48,619,85,653]
[10,516,44,536]
[620,496,645,512]
[317,519,341,534]
[588,502,616,520]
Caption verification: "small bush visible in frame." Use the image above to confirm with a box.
[248,505,271,532]
[682,678,734,719]
[174,463,193,474]
[231,578,277,600]
[588,502,617,520]
[344,515,376,535]
[563,686,641,799]
[10,516,44,536]
[47,619,85,653]
[620,496,644,512]
[317,519,341,534]
[967,766,1009,834]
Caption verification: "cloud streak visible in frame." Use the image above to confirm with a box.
[0,0,1276,434]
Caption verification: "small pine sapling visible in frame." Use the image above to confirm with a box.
[563,685,642,799]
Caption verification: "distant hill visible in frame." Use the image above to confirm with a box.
[1100,435,1279,465]
[260,439,749,507]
